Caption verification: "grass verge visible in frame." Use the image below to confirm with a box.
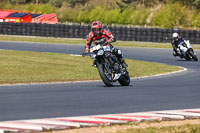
[0,35,200,50]
[0,49,180,84]
[123,124,200,133]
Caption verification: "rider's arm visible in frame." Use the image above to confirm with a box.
[84,33,94,53]
[172,41,177,52]
[103,28,116,44]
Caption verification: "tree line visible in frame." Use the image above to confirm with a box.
[2,0,200,9]
[1,0,200,28]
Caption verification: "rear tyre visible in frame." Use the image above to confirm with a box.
[193,55,198,61]
[118,70,130,86]
[97,63,113,87]
[185,55,190,61]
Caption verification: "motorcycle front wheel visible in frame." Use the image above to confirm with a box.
[97,63,113,87]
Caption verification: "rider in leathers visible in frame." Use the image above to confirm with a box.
[172,32,185,57]
[83,21,127,68]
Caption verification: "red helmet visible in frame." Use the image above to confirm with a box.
[91,21,103,36]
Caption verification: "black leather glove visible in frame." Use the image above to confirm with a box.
[82,48,90,57]
[82,52,87,57]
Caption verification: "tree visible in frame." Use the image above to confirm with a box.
[10,0,29,4]
[31,0,50,4]
[49,0,63,7]
[194,0,200,9]
[167,0,200,9]
[117,0,165,9]
[65,0,88,7]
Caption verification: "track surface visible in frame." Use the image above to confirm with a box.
[0,41,200,121]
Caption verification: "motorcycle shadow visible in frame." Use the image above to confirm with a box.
[97,84,132,88]
[176,59,189,61]
[176,59,197,62]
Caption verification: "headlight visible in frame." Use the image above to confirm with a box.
[97,49,104,55]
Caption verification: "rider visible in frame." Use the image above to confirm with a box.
[82,21,127,68]
[171,32,185,57]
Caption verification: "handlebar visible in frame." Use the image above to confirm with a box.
[82,43,111,57]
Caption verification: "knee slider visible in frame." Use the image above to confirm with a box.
[118,50,122,55]
[118,50,123,57]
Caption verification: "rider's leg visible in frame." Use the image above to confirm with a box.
[90,54,97,67]
[179,45,187,57]
[112,48,128,68]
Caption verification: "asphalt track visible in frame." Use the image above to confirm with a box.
[0,41,200,121]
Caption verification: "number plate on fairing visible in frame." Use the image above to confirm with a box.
[103,46,111,51]
[90,45,101,52]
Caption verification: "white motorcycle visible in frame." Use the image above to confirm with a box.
[175,40,198,61]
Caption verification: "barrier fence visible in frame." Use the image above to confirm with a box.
[0,22,200,44]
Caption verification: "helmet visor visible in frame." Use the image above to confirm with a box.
[92,28,101,35]
[93,28,100,33]
[174,37,178,41]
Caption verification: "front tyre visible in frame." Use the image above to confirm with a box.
[188,49,198,61]
[97,63,113,87]
[118,70,130,86]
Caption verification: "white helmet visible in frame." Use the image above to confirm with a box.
[172,33,179,41]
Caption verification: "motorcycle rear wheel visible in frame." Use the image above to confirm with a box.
[194,55,198,61]
[188,49,198,61]
[118,69,130,86]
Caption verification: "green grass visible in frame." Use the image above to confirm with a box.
[118,124,200,133]
[114,41,173,49]
[0,35,200,50]
[0,50,180,84]
[0,35,86,45]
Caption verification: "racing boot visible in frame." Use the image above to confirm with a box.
[112,48,128,68]
[173,51,178,56]
[117,49,128,68]
[120,58,128,68]
[119,58,128,75]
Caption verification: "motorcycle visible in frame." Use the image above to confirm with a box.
[174,40,198,61]
[85,44,130,87]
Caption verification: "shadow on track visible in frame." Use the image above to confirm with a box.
[97,84,133,88]
[176,59,198,62]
